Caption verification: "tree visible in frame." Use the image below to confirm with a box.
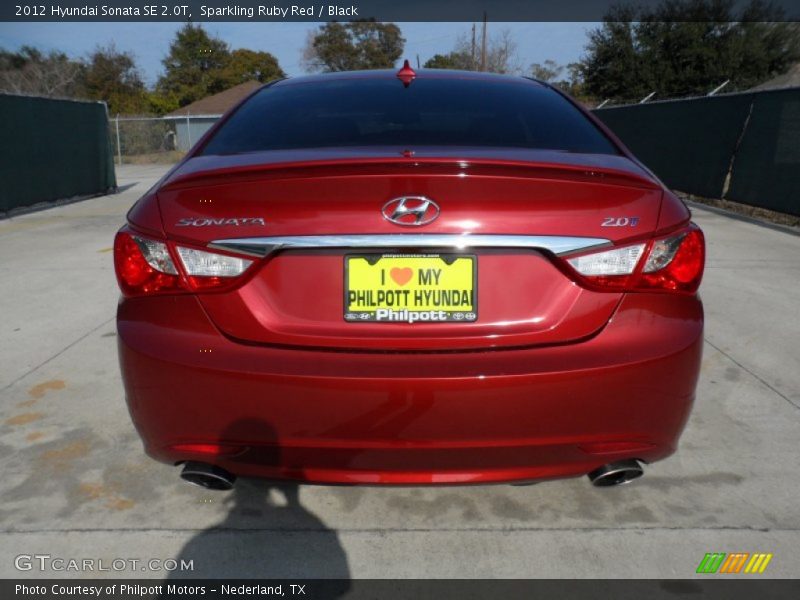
[530,59,565,83]
[424,52,471,70]
[580,0,800,102]
[157,24,231,107]
[303,20,404,72]
[423,28,519,74]
[217,48,285,86]
[0,46,84,98]
[480,30,520,74]
[579,5,644,101]
[157,24,285,108]
[83,45,149,114]
[562,63,587,97]
[143,91,180,115]
[529,60,589,98]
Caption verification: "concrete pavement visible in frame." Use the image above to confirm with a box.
[1,164,798,578]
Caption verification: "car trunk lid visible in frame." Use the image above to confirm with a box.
[155,150,662,350]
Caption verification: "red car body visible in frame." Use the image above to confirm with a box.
[115,69,704,487]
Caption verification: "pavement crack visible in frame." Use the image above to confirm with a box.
[705,338,800,410]
[0,317,114,394]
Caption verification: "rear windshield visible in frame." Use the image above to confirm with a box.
[201,77,619,155]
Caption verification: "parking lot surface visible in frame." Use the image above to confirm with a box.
[1,164,799,578]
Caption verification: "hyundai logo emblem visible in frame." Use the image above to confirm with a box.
[382,196,440,226]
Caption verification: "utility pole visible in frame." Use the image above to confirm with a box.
[480,12,487,72]
[416,54,420,69]
[471,23,476,69]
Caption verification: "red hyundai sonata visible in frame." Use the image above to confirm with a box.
[114,66,704,490]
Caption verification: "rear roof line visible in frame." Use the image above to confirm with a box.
[275,68,544,87]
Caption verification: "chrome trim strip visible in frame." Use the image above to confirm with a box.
[209,234,611,258]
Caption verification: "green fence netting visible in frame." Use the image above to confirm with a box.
[725,88,800,216]
[594,88,800,217]
[594,94,754,199]
[0,94,117,214]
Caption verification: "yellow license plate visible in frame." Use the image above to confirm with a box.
[344,254,477,323]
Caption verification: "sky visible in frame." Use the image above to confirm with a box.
[0,22,594,85]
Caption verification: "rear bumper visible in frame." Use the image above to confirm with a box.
[117,293,703,485]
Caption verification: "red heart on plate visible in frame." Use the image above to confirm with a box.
[390,267,413,286]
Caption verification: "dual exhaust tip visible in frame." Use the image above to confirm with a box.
[587,459,644,487]
[180,459,644,490]
[180,461,236,491]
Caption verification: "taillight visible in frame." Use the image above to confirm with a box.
[640,228,705,292]
[113,229,254,297]
[175,246,252,291]
[114,232,184,296]
[565,224,705,293]
[566,243,646,290]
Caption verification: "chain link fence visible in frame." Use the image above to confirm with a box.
[108,114,221,165]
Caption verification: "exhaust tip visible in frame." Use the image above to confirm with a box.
[587,460,643,487]
[180,461,236,491]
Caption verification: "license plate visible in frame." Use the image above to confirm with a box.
[344,254,477,323]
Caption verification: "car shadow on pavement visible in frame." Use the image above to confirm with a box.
[164,419,350,592]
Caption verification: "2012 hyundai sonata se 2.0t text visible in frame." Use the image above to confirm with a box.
[114,64,705,490]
